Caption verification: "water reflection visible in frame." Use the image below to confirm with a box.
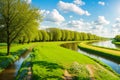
[0,50,30,80]
[92,40,120,49]
[61,42,120,74]
[78,49,120,74]
[61,43,78,51]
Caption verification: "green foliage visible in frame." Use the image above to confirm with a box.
[47,28,62,41]
[36,28,102,42]
[114,35,120,42]
[0,0,42,55]
[68,62,89,80]
[0,49,27,73]
[0,43,33,73]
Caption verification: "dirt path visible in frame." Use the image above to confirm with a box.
[63,70,72,80]
[86,65,95,80]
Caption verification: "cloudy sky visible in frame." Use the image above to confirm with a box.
[29,0,120,38]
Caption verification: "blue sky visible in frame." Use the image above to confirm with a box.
[28,0,120,38]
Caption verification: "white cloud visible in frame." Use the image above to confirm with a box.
[25,0,32,4]
[116,17,120,23]
[63,16,110,37]
[62,19,93,33]
[94,16,110,25]
[69,15,73,18]
[41,9,65,23]
[67,20,84,28]
[58,1,90,16]
[112,17,120,36]
[73,0,85,6]
[98,1,105,6]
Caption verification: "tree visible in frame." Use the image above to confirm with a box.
[64,30,70,41]
[115,35,120,42]
[74,32,80,41]
[40,30,49,41]
[47,28,62,41]
[0,0,42,55]
[38,30,43,41]
[61,30,66,41]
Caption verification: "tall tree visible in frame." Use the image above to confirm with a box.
[0,0,42,55]
[47,28,62,41]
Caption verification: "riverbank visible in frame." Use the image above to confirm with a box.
[112,41,120,45]
[17,41,120,80]
[0,43,34,73]
[78,41,120,63]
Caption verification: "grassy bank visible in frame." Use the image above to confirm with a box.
[112,41,120,45]
[0,43,34,73]
[23,42,120,80]
[16,55,32,80]
[78,41,120,63]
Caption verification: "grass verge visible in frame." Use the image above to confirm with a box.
[0,43,34,73]
[78,41,120,63]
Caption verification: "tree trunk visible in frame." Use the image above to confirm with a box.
[7,43,10,55]
[6,0,11,56]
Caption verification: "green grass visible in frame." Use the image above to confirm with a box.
[0,43,34,73]
[0,43,34,55]
[78,41,120,63]
[16,56,32,80]
[68,62,89,80]
[32,42,95,80]
[112,41,120,45]
[94,64,119,80]
[30,41,120,80]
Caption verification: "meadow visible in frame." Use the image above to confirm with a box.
[17,42,120,80]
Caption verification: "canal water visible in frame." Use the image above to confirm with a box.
[0,50,31,80]
[92,40,120,49]
[61,41,120,74]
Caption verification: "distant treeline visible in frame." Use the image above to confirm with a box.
[114,35,120,42]
[0,28,103,44]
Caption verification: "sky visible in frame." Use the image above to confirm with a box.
[27,0,120,38]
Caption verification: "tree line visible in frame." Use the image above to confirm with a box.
[15,28,103,43]
[114,35,120,42]
[0,27,103,44]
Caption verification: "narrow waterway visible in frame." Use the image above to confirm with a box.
[61,41,120,74]
[0,49,31,80]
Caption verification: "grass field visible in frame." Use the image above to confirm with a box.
[1,41,120,80]
[27,42,120,80]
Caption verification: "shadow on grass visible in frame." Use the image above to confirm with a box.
[0,49,27,56]
[32,61,64,80]
[33,61,64,71]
